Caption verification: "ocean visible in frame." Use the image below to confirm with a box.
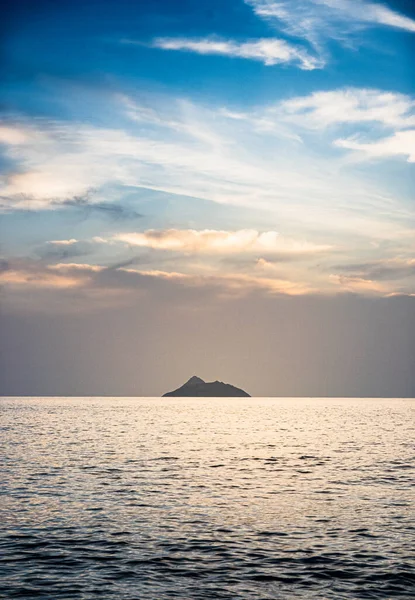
[1,396,414,599]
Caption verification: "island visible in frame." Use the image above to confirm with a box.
[163,376,250,397]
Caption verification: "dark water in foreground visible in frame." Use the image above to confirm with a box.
[1,397,414,599]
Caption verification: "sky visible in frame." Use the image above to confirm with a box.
[0,0,414,396]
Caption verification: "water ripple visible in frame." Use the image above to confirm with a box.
[0,396,414,599]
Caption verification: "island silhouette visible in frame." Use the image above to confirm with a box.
[163,376,250,397]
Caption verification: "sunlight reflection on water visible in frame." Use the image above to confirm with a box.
[1,397,414,599]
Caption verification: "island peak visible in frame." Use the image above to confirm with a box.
[163,377,250,397]
[185,375,205,386]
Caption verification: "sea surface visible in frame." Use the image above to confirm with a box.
[0,397,414,599]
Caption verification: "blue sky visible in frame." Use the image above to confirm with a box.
[1,0,415,299]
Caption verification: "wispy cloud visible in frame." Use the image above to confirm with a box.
[0,260,86,289]
[3,254,414,316]
[334,257,415,281]
[114,229,332,255]
[36,239,96,261]
[330,273,391,295]
[268,88,415,162]
[149,36,322,70]
[129,1,415,72]
[247,0,415,47]
[217,88,415,164]
[335,129,415,162]
[61,193,142,220]
[328,255,415,295]
[0,89,413,264]
[0,259,316,307]
[278,88,415,130]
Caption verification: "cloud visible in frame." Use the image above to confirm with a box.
[48,239,78,246]
[215,88,415,164]
[149,36,322,70]
[4,249,414,312]
[50,259,319,297]
[0,90,413,260]
[329,255,415,296]
[335,129,415,162]
[0,258,10,273]
[278,88,415,130]
[26,230,336,299]
[113,229,332,255]
[0,124,149,210]
[334,257,415,282]
[0,260,87,289]
[330,273,391,295]
[28,227,415,298]
[268,88,415,162]
[36,239,96,261]
[134,1,415,73]
[0,260,317,314]
[247,0,415,47]
[50,263,104,272]
[57,190,142,219]
[0,126,30,145]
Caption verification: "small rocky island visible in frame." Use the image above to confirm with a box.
[163,376,250,397]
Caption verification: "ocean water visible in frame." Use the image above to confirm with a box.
[1,397,414,600]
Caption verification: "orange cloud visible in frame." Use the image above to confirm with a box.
[115,229,331,255]
[0,269,83,289]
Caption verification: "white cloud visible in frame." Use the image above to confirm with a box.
[329,0,415,32]
[0,126,31,145]
[335,129,415,162]
[50,263,103,272]
[0,91,413,254]
[215,89,415,155]
[263,88,415,162]
[247,0,415,47]
[114,229,332,254]
[47,239,79,246]
[150,36,322,70]
[278,88,415,130]
[0,113,333,212]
